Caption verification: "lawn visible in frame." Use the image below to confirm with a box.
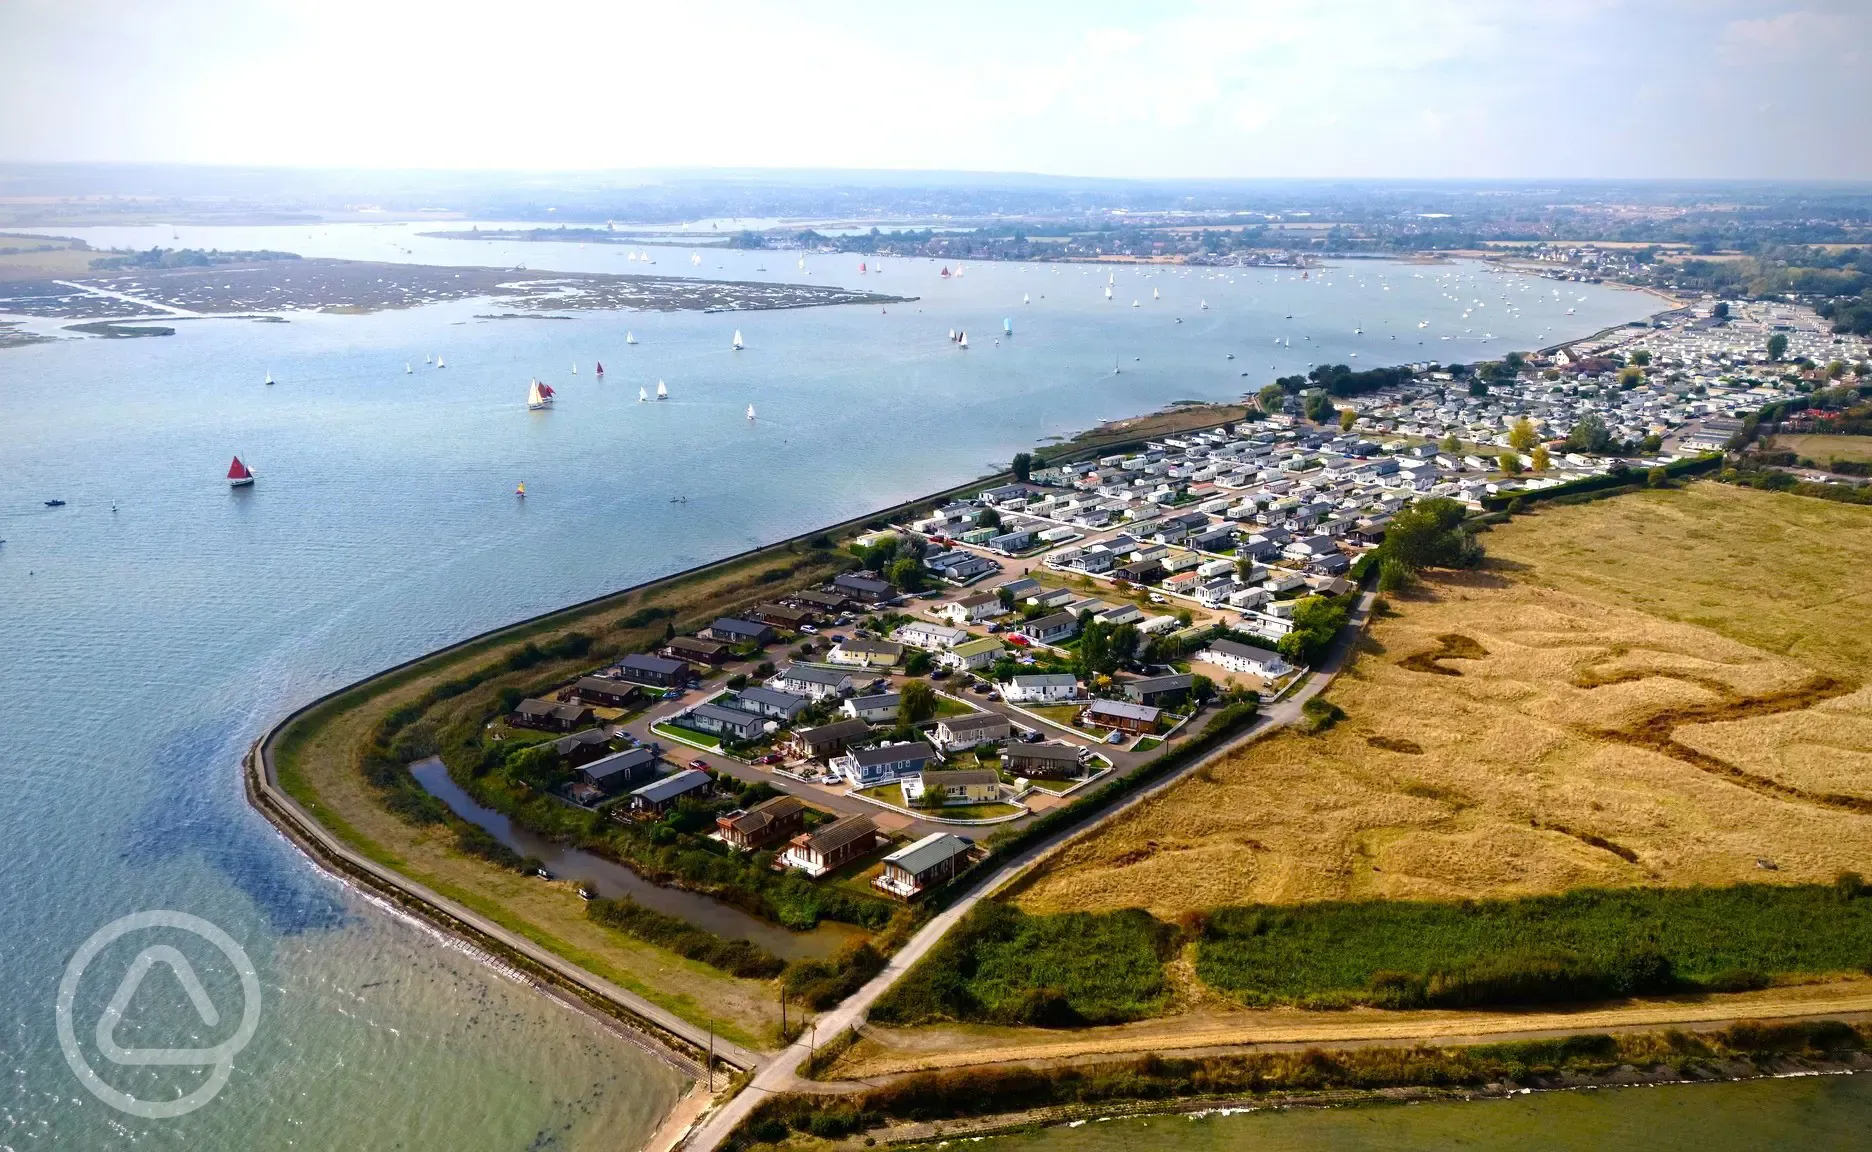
[1132,736,1163,753]
[1196,882,1872,1009]
[651,722,721,750]
[931,694,976,717]
[871,903,1175,1027]
[1017,483,1872,919]
[1027,703,1085,728]
[854,782,909,806]
[1773,433,1872,467]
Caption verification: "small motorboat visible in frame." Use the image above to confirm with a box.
[44,499,66,507]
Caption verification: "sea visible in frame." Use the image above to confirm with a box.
[0,222,1706,1149]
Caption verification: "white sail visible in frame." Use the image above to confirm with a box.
[263,371,273,385]
[691,252,701,266]
[1152,287,1159,300]
[527,380,548,409]
[1003,318,1012,334]
[732,329,744,350]
[959,331,968,349]
[746,404,756,420]
[639,386,648,402]
[1022,293,1030,304]
[436,356,445,368]
[656,379,668,399]
[1104,285,1112,300]
[405,362,413,373]
[626,331,637,344]
[571,362,577,374]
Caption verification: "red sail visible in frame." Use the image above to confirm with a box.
[539,383,556,397]
[595,361,604,374]
[227,456,251,480]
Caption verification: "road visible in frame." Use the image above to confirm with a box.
[680,591,1375,1150]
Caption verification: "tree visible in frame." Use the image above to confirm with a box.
[1647,466,1668,488]
[1011,452,1033,482]
[1468,379,1489,397]
[1276,595,1348,665]
[1629,349,1652,367]
[1618,366,1645,389]
[1497,452,1524,475]
[1377,555,1416,592]
[1236,555,1258,582]
[997,585,1016,611]
[976,508,1002,530]
[1767,332,1789,361]
[1508,417,1538,453]
[1438,431,1462,453]
[1339,407,1357,432]
[1639,433,1663,453]
[899,679,936,725]
[1563,413,1614,455]
[903,649,933,676]
[1258,382,1286,413]
[1713,301,1730,319]
[1303,391,1336,423]
[1189,674,1216,704]
[1531,444,1552,472]
[1385,496,1483,572]
[885,555,923,592]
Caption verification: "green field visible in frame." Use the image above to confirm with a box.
[870,902,1174,1027]
[1195,881,1872,1009]
[651,722,721,750]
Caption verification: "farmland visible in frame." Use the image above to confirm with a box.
[1015,483,1872,918]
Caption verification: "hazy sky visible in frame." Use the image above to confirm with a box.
[3,0,1868,179]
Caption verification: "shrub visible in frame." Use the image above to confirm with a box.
[588,897,785,978]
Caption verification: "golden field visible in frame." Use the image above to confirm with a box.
[1770,433,1872,467]
[1016,483,1872,918]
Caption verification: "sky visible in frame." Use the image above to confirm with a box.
[1,0,1868,180]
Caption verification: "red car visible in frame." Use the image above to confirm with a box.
[688,758,710,770]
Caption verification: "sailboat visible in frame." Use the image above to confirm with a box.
[1104,285,1113,300]
[595,361,604,376]
[405,362,413,374]
[939,266,951,278]
[746,404,756,420]
[656,379,668,400]
[639,386,649,402]
[732,330,744,350]
[858,262,866,273]
[948,328,956,342]
[1022,293,1030,304]
[436,356,446,368]
[1003,318,1012,335]
[1200,298,1209,310]
[425,354,432,364]
[227,456,255,488]
[959,331,969,349]
[527,379,555,410]
[263,371,274,386]
[691,252,702,266]
[1112,356,1121,375]
[1152,287,1159,300]
[626,331,637,344]
[1131,299,1140,308]
[515,481,526,498]
[570,362,578,375]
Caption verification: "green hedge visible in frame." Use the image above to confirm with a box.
[1481,453,1722,512]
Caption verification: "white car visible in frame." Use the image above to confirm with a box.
[1148,593,1167,604]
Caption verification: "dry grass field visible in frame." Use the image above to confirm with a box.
[1771,434,1872,467]
[1016,483,1872,919]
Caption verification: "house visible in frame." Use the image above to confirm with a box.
[1115,558,1166,585]
[901,768,1001,804]
[661,636,733,666]
[771,663,853,699]
[752,602,816,630]
[789,589,850,613]
[988,529,1034,554]
[996,577,1041,601]
[828,638,903,667]
[685,701,769,742]
[716,795,806,851]
[1027,587,1076,610]
[895,622,968,651]
[940,636,1003,673]
[781,814,879,878]
[566,676,642,709]
[628,768,712,818]
[1202,638,1294,679]
[1082,699,1162,735]
[874,832,976,899]
[510,698,595,733]
[579,746,658,796]
[1097,603,1144,626]
[833,573,894,602]
[787,717,872,761]
[705,617,774,646]
[1004,672,1080,703]
[932,711,1013,751]
[842,692,901,723]
[927,551,997,582]
[1124,672,1193,707]
[552,727,616,768]
[934,592,1004,625]
[1007,742,1085,780]
[832,740,939,786]
[733,685,807,721]
[1016,611,1079,645]
[616,653,691,689]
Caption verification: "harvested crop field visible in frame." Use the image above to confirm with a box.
[1016,483,1872,918]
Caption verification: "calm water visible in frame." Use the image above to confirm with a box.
[968,1073,1872,1152]
[0,224,1655,1149]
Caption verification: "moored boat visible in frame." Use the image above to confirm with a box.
[227,456,255,488]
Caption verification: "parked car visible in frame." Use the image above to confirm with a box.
[1021,729,1043,743]
[971,682,991,695]
[931,667,951,679]
[986,622,1002,633]
[1105,731,1124,745]
[800,624,818,634]
[1149,593,1167,604]
[688,758,709,770]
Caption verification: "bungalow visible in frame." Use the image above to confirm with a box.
[828,637,903,667]
[1028,586,1077,610]
[895,621,968,651]
[789,589,851,613]
[927,551,997,582]
[704,617,775,646]
[661,636,733,666]
[841,692,901,724]
[716,795,806,851]
[1004,672,1080,703]
[1082,699,1162,735]
[734,685,808,721]
[996,577,1042,601]
[940,636,1003,673]
[934,592,1004,625]
[1202,638,1294,679]
[752,602,816,630]
[874,832,975,899]
[781,814,879,878]
[552,727,616,768]
[787,717,872,761]
[1124,672,1193,707]
[980,483,1030,505]
[1007,741,1085,780]
[1097,603,1144,626]
[932,711,1013,751]
[833,573,894,603]
[566,676,642,709]
[579,746,658,796]
[771,663,853,700]
[902,768,1001,804]
[616,653,691,689]
[629,768,714,816]
[510,698,596,733]
[1016,611,1079,645]
[1114,558,1166,585]
[833,740,939,786]
[988,529,1035,554]
[685,702,769,742]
